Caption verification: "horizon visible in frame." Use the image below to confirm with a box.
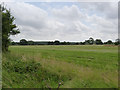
[12,38,117,42]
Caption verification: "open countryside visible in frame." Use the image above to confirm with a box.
[1,1,119,89]
[3,45,118,88]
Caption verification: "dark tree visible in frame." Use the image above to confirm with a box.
[106,40,113,44]
[114,39,120,45]
[85,40,90,45]
[80,42,85,45]
[48,41,54,45]
[54,40,60,45]
[66,42,70,45]
[89,37,94,45]
[1,4,20,51]
[28,40,34,45]
[11,41,16,45]
[61,41,67,45]
[95,39,103,45]
[20,39,28,45]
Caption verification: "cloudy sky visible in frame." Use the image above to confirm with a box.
[4,1,118,42]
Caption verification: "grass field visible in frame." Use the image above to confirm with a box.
[2,45,118,88]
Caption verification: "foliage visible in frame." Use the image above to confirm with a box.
[20,39,28,45]
[54,40,60,45]
[0,4,20,52]
[2,52,67,88]
[89,37,94,45]
[114,39,120,45]
[11,38,119,46]
[95,39,103,45]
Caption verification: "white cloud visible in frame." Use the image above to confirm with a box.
[51,5,85,21]
[1,0,119,2]
[6,2,118,42]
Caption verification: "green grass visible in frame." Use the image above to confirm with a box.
[2,45,118,88]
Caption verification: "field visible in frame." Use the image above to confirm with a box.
[2,45,118,88]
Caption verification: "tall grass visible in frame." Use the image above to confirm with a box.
[2,53,67,88]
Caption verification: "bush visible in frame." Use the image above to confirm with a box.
[2,53,68,88]
[3,58,41,74]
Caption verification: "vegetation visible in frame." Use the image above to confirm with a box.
[2,45,118,88]
[1,3,119,89]
[0,4,20,52]
[11,38,120,46]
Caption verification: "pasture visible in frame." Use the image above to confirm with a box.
[2,45,118,88]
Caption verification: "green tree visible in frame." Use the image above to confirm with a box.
[54,40,60,45]
[89,37,94,45]
[106,40,113,44]
[95,39,103,45]
[28,40,34,45]
[20,39,28,45]
[85,40,89,45]
[1,4,20,52]
[114,39,120,45]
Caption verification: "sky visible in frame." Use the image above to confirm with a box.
[2,1,118,42]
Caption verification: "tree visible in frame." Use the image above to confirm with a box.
[1,4,20,51]
[84,37,94,45]
[48,41,54,45]
[20,39,28,45]
[54,40,60,45]
[11,41,16,45]
[89,37,94,45]
[61,41,67,45]
[106,40,113,44]
[84,40,89,45]
[95,39,103,45]
[28,40,34,45]
[114,39,120,45]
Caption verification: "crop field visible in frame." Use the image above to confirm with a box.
[2,45,118,88]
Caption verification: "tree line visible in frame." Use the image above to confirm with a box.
[11,38,120,45]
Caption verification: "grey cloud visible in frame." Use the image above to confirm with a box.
[97,3,117,19]
[76,2,118,19]
[90,2,118,19]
